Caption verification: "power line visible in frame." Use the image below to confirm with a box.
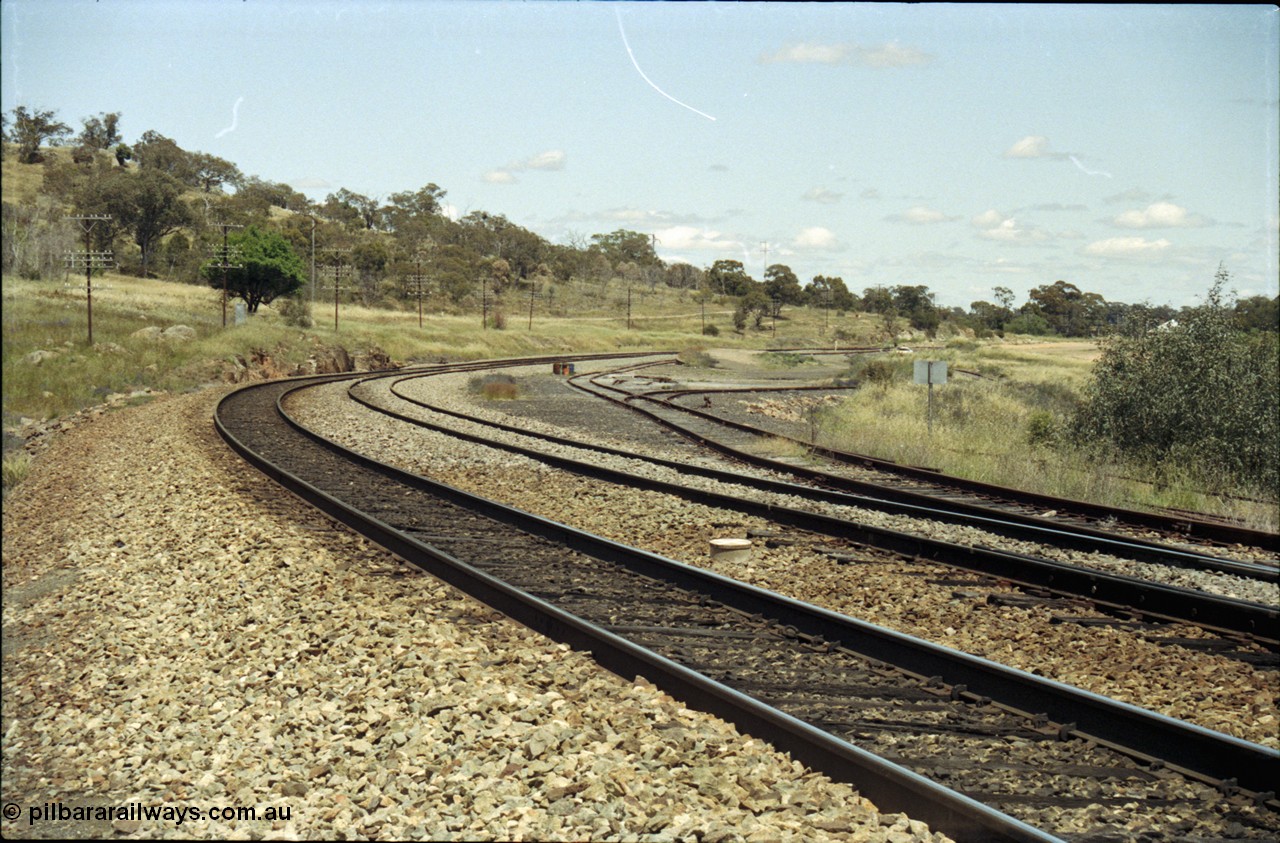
[210,222,244,327]
[404,246,433,329]
[64,215,115,345]
[320,248,353,331]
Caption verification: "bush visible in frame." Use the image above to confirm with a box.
[470,373,519,400]
[278,293,313,328]
[1005,312,1053,336]
[1069,269,1279,495]
[702,324,719,336]
[1026,411,1058,446]
[857,358,900,388]
[678,349,717,368]
[2,451,32,498]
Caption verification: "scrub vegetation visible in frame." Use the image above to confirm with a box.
[820,313,1277,529]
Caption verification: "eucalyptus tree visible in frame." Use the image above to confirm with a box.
[8,106,72,163]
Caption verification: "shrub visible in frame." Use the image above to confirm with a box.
[1026,411,1058,446]
[1069,269,1279,495]
[702,323,719,336]
[2,451,32,497]
[278,293,313,328]
[857,358,901,388]
[481,381,518,399]
[678,349,718,368]
[470,373,519,400]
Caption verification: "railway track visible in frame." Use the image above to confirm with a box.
[216,361,1279,843]
[570,358,1279,556]
[365,367,1278,649]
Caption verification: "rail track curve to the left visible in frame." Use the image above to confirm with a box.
[215,359,1280,843]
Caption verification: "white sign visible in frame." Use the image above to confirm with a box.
[913,360,947,385]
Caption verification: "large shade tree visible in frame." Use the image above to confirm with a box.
[8,106,72,163]
[1070,268,1278,494]
[203,225,305,312]
[79,167,196,277]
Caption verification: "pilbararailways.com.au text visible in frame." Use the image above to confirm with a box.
[13,801,292,826]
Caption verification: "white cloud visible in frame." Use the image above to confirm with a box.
[1111,202,1207,229]
[652,225,741,252]
[980,219,1044,243]
[288,176,332,190]
[971,209,1005,229]
[519,149,567,171]
[484,148,567,184]
[1084,236,1172,257]
[856,42,932,68]
[793,227,841,249]
[889,205,952,224]
[802,187,843,204]
[759,41,931,67]
[1003,135,1052,158]
[971,209,1046,243]
[759,42,852,64]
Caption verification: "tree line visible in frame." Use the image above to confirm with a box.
[3,106,1275,338]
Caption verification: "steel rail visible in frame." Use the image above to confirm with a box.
[380,369,1279,585]
[217,371,1280,818]
[354,372,1278,645]
[574,368,1280,556]
[216,374,1056,843]
[644,384,1280,550]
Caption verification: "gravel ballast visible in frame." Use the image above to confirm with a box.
[284,368,1277,750]
[2,386,946,841]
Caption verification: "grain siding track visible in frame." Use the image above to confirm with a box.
[219,368,1279,842]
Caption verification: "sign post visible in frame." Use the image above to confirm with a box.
[913,360,948,434]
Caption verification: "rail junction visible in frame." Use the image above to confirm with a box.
[216,351,1280,843]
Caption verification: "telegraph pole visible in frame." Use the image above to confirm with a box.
[760,241,771,278]
[481,272,489,330]
[301,214,318,308]
[210,222,244,327]
[405,249,431,329]
[65,215,115,346]
[527,280,541,330]
[320,248,352,331]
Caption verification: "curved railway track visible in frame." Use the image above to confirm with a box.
[367,366,1278,649]
[215,358,1279,843]
[574,357,1279,555]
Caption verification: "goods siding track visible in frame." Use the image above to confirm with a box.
[215,356,1280,843]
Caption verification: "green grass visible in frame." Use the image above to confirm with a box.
[1,272,884,428]
[818,345,1276,530]
[2,450,32,498]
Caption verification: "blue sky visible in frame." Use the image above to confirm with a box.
[3,1,1277,309]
